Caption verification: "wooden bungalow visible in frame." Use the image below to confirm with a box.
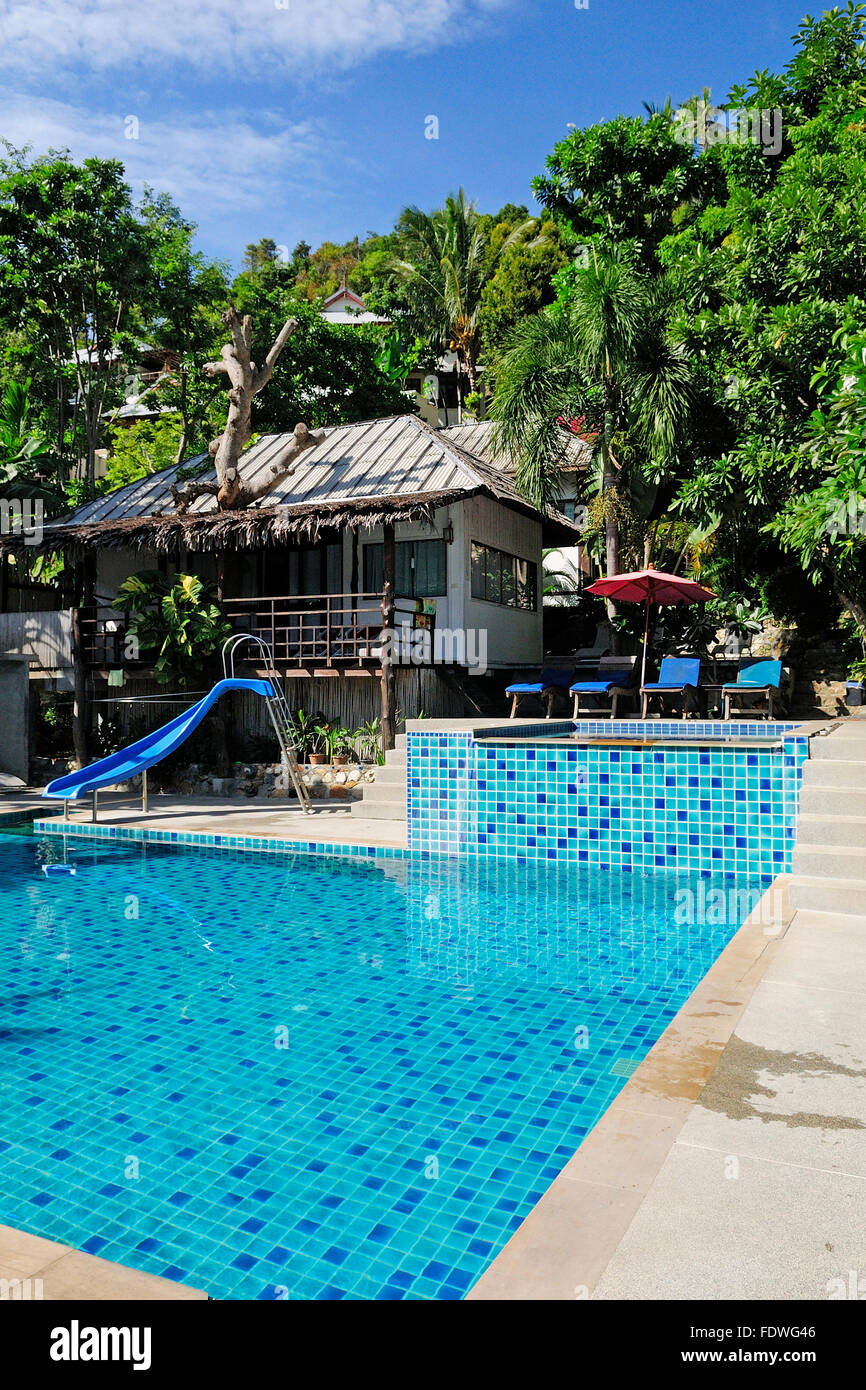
[14,414,581,753]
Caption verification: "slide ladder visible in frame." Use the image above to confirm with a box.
[222,634,311,814]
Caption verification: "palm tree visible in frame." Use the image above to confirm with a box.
[490,248,693,582]
[394,190,533,415]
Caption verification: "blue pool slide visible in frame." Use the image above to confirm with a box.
[43,678,275,802]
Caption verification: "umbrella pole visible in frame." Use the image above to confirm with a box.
[641,602,650,691]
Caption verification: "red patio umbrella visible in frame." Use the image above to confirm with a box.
[585,567,716,690]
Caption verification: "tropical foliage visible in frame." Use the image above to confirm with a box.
[1,4,866,651]
[112,571,232,687]
[492,4,866,644]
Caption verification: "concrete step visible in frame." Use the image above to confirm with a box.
[799,784,866,817]
[801,758,866,789]
[796,813,866,848]
[361,779,406,804]
[792,842,866,879]
[350,796,405,821]
[789,909,866,933]
[395,733,407,749]
[811,737,866,760]
[373,764,408,788]
[383,748,406,768]
[789,875,866,916]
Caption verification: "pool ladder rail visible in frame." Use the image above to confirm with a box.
[221,634,313,815]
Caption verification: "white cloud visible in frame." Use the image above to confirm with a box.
[0,93,330,222]
[0,0,513,75]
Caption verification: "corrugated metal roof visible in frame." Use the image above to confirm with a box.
[51,415,528,531]
[440,420,593,474]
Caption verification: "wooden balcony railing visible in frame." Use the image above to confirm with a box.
[223,592,386,668]
[78,593,436,671]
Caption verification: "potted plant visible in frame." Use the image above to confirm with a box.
[720,599,767,658]
[313,720,353,765]
[309,720,330,765]
[846,658,866,707]
[328,726,355,765]
[290,708,325,763]
[355,719,384,766]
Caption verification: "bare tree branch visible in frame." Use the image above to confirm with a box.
[169,480,220,515]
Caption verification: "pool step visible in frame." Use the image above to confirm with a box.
[355,796,406,821]
[789,726,866,915]
[810,735,866,760]
[371,762,407,787]
[799,784,866,817]
[796,812,866,847]
[349,741,407,825]
[800,757,866,788]
[791,843,866,878]
[789,875,866,916]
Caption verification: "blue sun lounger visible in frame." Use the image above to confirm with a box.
[641,656,702,719]
[570,656,637,719]
[722,659,783,720]
[506,667,574,718]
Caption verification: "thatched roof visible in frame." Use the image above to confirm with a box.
[26,414,582,554]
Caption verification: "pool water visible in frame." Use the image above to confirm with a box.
[0,831,767,1300]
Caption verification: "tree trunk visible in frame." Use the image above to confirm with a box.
[171,308,323,513]
[836,581,866,635]
[380,523,397,752]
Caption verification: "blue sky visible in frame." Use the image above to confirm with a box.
[0,0,814,269]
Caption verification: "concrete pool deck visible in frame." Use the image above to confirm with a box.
[470,875,866,1301]
[6,790,408,848]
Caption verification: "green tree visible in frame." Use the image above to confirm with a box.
[394,189,534,404]
[243,237,279,274]
[770,324,866,628]
[0,149,153,487]
[113,571,233,686]
[478,218,567,363]
[657,6,866,611]
[491,248,694,582]
[0,378,52,485]
[533,111,717,272]
[99,416,184,492]
[139,190,229,462]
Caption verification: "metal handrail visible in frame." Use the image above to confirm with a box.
[221,634,312,814]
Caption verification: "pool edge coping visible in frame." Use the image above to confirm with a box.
[30,816,410,859]
[467,874,792,1302]
[0,1220,208,1301]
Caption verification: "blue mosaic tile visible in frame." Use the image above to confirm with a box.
[0,828,765,1300]
[407,722,810,875]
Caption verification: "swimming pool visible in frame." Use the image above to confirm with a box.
[0,829,767,1300]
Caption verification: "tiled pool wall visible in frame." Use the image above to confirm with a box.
[407,721,811,877]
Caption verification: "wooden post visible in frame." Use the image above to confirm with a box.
[380,522,396,752]
[71,554,93,767]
